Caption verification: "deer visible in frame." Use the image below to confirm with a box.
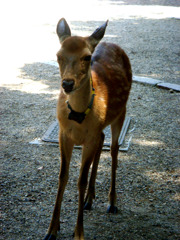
[43,18,132,240]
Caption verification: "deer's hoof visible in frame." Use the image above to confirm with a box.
[73,232,84,240]
[43,234,56,240]
[84,201,92,210]
[107,205,118,214]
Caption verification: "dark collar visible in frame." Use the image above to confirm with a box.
[66,79,95,124]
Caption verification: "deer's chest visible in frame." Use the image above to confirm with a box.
[58,109,88,145]
[66,122,91,145]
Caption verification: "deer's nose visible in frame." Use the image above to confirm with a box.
[62,79,75,93]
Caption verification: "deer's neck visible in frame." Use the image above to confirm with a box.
[67,77,92,113]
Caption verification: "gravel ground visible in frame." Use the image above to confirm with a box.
[1,1,180,240]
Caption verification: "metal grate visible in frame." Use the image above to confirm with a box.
[42,116,131,151]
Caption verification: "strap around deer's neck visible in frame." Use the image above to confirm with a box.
[66,77,95,124]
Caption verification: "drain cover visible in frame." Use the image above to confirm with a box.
[41,116,131,151]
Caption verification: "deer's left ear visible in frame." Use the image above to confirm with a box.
[87,20,108,50]
[56,18,71,43]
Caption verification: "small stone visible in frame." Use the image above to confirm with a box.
[169,89,174,93]
[38,166,44,170]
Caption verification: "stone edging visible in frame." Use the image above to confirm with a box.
[133,76,180,92]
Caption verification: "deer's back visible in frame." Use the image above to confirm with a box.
[91,42,132,126]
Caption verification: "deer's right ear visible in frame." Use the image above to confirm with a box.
[56,18,71,43]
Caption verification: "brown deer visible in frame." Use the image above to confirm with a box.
[43,18,132,240]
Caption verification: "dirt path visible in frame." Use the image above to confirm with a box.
[1,1,180,239]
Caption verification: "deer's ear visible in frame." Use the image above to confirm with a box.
[56,18,71,43]
[87,20,108,50]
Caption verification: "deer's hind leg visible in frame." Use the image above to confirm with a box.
[84,132,105,210]
[107,109,126,213]
[74,133,104,239]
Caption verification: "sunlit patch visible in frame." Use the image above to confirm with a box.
[172,193,180,201]
[145,170,167,181]
[133,139,164,146]
[2,78,59,95]
[1,1,179,67]
[54,2,180,21]
[145,170,180,203]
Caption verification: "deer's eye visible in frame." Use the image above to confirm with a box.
[57,53,64,62]
[83,55,91,62]
[57,56,61,62]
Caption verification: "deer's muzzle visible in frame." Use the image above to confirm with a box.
[62,79,75,93]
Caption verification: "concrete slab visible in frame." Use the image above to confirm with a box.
[133,75,162,85]
[157,82,180,92]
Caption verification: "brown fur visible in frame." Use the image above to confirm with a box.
[44,19,132,240]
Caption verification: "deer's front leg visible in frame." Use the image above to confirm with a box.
[74,139,100,240]
[44,132,74,240]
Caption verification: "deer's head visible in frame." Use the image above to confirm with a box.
[56,18,108,94]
